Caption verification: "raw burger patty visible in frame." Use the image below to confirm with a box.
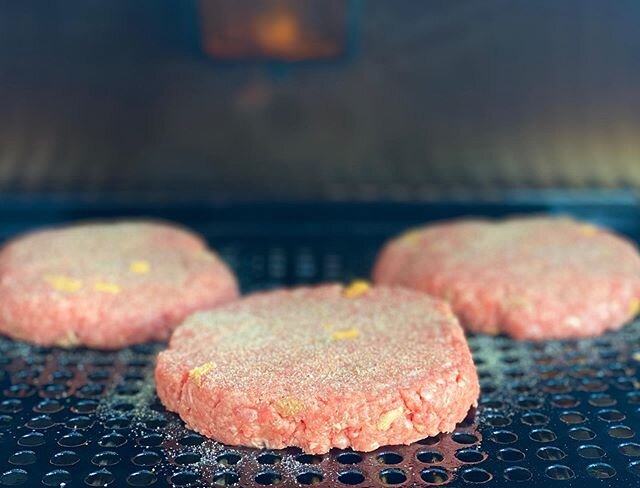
[0,221,239,348]
[155,283,479,454]
[373,216,640,340]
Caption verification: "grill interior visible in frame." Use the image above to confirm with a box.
[1,201,640,487]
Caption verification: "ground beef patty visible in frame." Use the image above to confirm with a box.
[373,216,640,340]
[155,283,479,454]
[0,221,239,348]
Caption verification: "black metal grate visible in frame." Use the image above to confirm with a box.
[1,203,640,487]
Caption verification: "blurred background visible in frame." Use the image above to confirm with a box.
[0,0,639,201]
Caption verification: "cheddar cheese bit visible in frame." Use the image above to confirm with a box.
[400,229,421,243]
[189,362,216,386]
[94,282,122,294]
[579,224,599,236]
[44,275,83,293]
[331,327,360,341]
[274,397,304,417]
[377,406,404,431]
[629,299,640,316]
[129,260,150,274]
[343,280,370,298]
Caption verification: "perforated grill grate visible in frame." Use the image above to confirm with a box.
[1,207,640,487]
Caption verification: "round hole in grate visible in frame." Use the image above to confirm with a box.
[72,400,99,414]
[25,414,55,429]
[178,434,204,446]
[536,447,566,461]
[104,416,130,430]
[132,451,161,467]
[42,469,71,487]
[580,379,608,392]
[568,427,596,441]
[481,399,505,410]
[452,432,478,445]
[66,415,94,430]
[112,402,134,413]
[586,463,616,479]
[485,415,510,427]
[421,468,449,484]
[376,452,403,465]
[137,433,164,448]
[0,399,22,414]
[127,470,157,486]
[516,397,542,409]
[598,409,625,422]
[51,450,80,466]
[18,432,45,447]
[216,452,241,466]
[124,370,145,381]
[0,469,28,486]
[85,469,115,486]
[589,394,616,407]
[169,471,199,486]
[0,415,12,428]
[545,465,574,480]
[255,470,282,485]
[296,471,323,486]
[92,451,121,467]
[550,395,579,408]
[577,444,605,459]
[497,448,525,462]
[521,412,549,426]
[8,451,36,466]
[5,384,35,398]
[212,471,240,486]
[51,370,73,381]
[98,433,126,448]
[257,453,282,465]
[629,461,640,477]
[616,377,635,390]
[504,466,532,482]
[461,468,492,483]
[76,384,105,398]
[145,419,167,430]
[337,470,365,485]
[58,432,87,447]
[529,429,557,442]
[490,430,517,444]
[627,391,640,404]
[115,384,140,396]
[619,443,640,456]
[608,425,635,439]
[456,449,486,463]
[295,454,323,465]
[175,452,201,465]
[559,411,586,424]
[379,468,406,485]
[417,450,444,464]
[417,435,441,446]
[88,369,110,381]
[33,400,64,413]
[336,453,363,465]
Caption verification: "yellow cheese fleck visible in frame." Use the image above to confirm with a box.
[129,260,150,274]
[189,362,216,386]
[579,224,599,236]
[629,299,640,316]
[400,229,421,244]
[274,397,304,417]
[331,327,360,341]
[632,351,640,363]
[44,275,83,293]
[343,280,370,298]
[94,282,121,294]
[377,407,404,431]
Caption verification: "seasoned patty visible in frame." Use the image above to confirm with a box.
[0,221,239,348]
[155,283,479,454]
[373,216,640,339]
